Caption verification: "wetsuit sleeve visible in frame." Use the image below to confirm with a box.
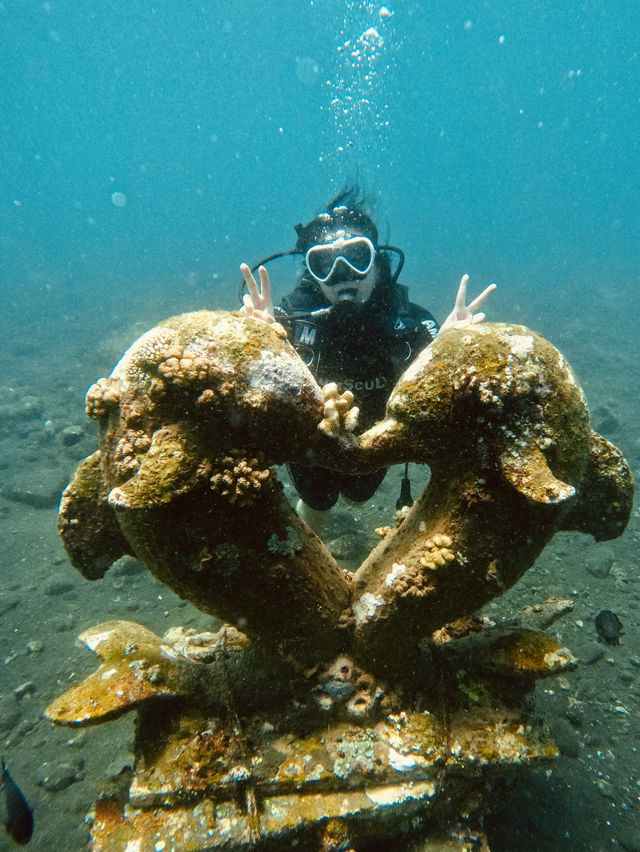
[273,294,297,338]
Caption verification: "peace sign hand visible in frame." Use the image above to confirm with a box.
[239,263,275,324]
[440,274,497,336]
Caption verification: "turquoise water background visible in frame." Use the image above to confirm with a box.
[3,0,639,316]
[1,3,639,851]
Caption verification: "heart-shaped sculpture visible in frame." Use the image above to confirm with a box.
[58,311,633,679]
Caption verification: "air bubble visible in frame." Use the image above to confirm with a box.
[295,55,320,85]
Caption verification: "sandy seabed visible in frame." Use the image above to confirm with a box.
[0,273,638,852]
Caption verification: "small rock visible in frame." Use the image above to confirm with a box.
[595,609,624,645]
[328,532,364,561]
[580,642,605,664]
[0,595,19,617]
[548,717,580,758]
[0,695,22,732]
[566,697,585,726]
[58,425,85,447]
[585,546,615,578]
[13,681,37,699]
[42,579,75,597]
[26,640,43,654]
[2,474,65,509]
[37,759,84,792]
[111,557,146,577]
[596,777,615,799]
[51,614,76,632]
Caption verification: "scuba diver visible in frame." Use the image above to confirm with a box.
[239,187,496,534]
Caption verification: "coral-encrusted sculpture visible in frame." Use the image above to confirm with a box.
[50,312,633,851]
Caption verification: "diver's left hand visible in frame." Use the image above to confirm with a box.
[439,275,497,336]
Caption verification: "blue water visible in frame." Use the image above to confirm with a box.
[1,3,639,851]
[3,0,639,315]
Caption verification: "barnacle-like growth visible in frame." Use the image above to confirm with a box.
[58,311,350,668]
[85,376,121,418]
[318,382,359,437]
[208,449,274,507]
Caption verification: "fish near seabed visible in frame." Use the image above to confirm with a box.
[1,759,34,845]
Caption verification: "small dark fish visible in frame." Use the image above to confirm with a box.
[595,609,624,646]
[1,759,34,845]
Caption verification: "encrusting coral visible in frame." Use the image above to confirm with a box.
[206,449,275,507]
[50,311,634,850]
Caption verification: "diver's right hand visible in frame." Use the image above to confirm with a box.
[239,263,275,323]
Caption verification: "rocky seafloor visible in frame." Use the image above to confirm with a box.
[1,275,638,852]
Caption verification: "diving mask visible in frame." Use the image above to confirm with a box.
[305,234,376,284]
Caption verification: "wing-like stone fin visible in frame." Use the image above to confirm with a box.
[107,425,199,510]
[45,621,196,726]
[559,429,634,541]
[58,451,130,579]
[499,444,575,504]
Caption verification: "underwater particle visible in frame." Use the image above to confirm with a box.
[295,55,320,85]
[111,191,127,207]
[361,26,384,49]
[595,610,623,645]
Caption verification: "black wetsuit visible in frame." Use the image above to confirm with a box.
[276,281,439,511]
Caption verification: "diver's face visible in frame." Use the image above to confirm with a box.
[306,230,378,304]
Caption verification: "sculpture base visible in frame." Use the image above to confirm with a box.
[45,611,577,850]
[86,698,556,851]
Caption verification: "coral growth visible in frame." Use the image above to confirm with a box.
[206,449,274,507]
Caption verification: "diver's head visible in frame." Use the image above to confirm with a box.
[303,228,379,304]
[294,189,383,304]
